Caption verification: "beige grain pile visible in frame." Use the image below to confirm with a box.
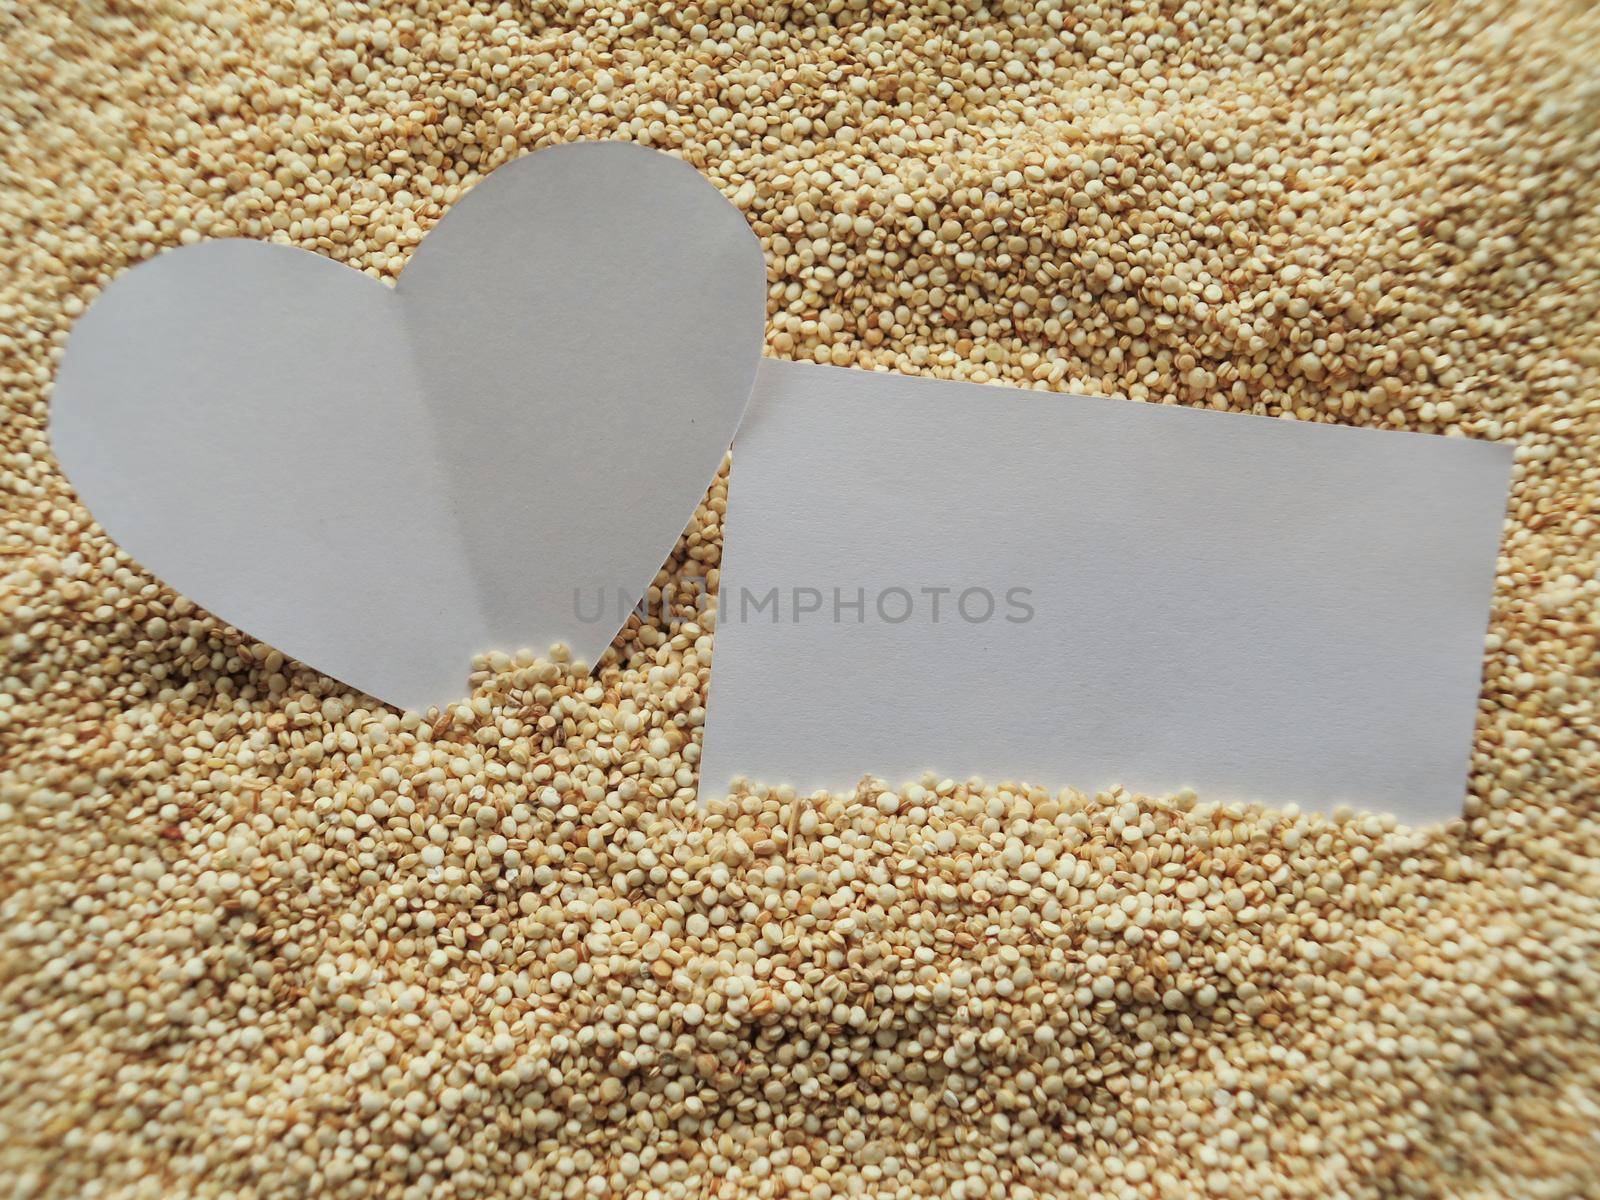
[2,1,1598,1197]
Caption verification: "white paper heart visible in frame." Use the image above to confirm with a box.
[50,142,766,712]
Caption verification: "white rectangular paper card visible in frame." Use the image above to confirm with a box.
[701,360,1513,825]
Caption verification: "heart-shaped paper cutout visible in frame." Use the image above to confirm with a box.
[50,142,766,712]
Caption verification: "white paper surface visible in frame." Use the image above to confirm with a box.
[50,142,767,712]
[701,360,1513,825]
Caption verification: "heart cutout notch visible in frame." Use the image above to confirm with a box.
[50,142,767,711]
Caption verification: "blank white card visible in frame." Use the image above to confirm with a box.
[700,360,1513,825]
